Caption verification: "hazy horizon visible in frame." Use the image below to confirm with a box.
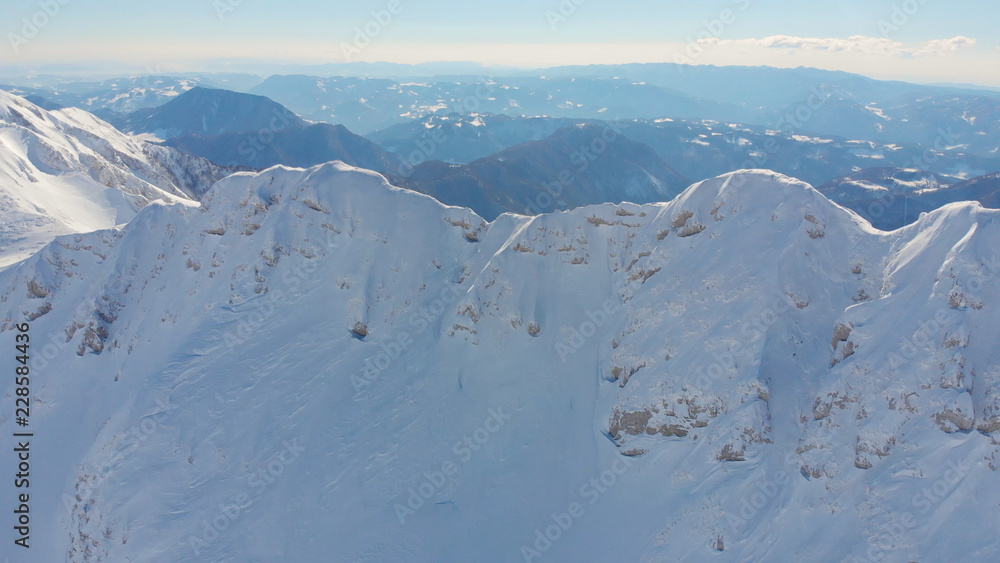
[3,59,1000,94]
[2,0,998,87]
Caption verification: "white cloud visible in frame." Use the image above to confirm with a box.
[702,35,977,58]
[921,36,978,54]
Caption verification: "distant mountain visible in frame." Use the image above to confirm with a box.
[765,92,1000,158]
[817,168,1000,230]
[370,113,1000,225]
[250,75,743,134]
[112,87,307,140]
[247,69,1000,157]
[391,123,690,219]
[249,74,407,133]
[23,94,64,111]
[949,172,1000,206]
[368,113,589,164]
[117,93,688,217]
[10,66,1000,156]
[2,76,205,115]
[538,63,998,107]
[368,113,1000,189]
[164,122,403,174]
[817,167,959,230]
[880,95,1000,158]
[614,119,1000,188]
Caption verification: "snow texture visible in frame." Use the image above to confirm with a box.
[1,157,998,562]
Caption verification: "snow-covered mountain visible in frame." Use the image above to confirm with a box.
[0,76,202,116]
[0,90,230,267]
[1,163,997,561]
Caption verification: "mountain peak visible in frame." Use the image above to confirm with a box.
[3,161,1000,560]
[114,87,307,140]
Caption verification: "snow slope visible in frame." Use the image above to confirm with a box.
[0,91,229,268]
[1,166,998,562]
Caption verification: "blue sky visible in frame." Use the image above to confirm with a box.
[2,0,998,85]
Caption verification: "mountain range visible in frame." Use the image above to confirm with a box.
[96,88,402,174]
[391,123,690,219]
[10,65,1000,158]
[94,87,1000,227]
[2,163,998,561]
[819,168,1000,230]
[371,112,1000,188]
[241,68,1000,159]
[0,59,999,562]
[49,84,995,230]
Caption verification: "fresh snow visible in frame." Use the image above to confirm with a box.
[1,161,998,562]
[0,91,228,268]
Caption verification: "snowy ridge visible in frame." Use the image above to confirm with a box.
[50,104,235,199]
[0,90,229,267]
[1,165,998,561]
